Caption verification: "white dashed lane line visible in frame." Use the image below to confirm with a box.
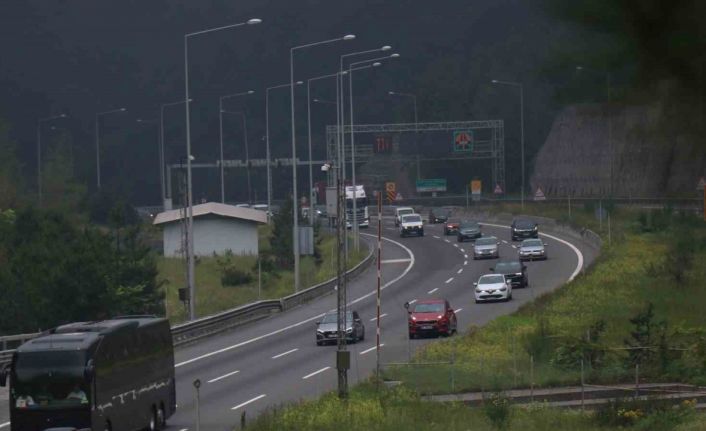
[428,287,439,294]
[445,277,454,284]
[455,308,463,313]
[302,367,331,380]
[453,244,459,248]
[460,248,465,253]
[511,245,517,249]
[445,239,450,243]
[464,260,468,266]
[408,299,417,305]
[360,344,384,355]
[464,254,468,259]
[433,235,440,239]
[457,268,463,274]
[501,240,509,244]
[370,313,388,322]
[272,348,299,359]
[231,394,267,411]
[207,369,240,383]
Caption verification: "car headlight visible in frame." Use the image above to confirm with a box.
[515,273,522,276]
[411,316,417,321]
[346,328,353,333]
[475,288,482,293]
[437,315,443,319]
[533,226,538,231]
[499,287,507,291]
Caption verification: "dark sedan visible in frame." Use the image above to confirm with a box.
[428,207,452,224]
[491,260,528,288]
[511,219,539,241]
[457,221,482,242]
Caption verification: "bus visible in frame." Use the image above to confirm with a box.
[0,316,176,431]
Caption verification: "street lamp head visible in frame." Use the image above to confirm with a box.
[341,70,348,75]
[372,62,381,67]
[388,91,395,95]
[188,155,195,161]
[491,79,499,83]
[321,163,331,172]
[119,108,126,111]
[247,18,262,25]
[381,45,392,51]
[59,114,67,118]
[343,34,356,41]
[295,81,304,85]
[247,90,255,94]
[390,53,400,58]
[576,66,584,70]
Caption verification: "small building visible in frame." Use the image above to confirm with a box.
[153,202,267,257]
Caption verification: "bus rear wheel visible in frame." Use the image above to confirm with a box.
[157,404,166,429]
[148,407,159,431]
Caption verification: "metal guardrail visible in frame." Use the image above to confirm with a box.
[0,236,375,356]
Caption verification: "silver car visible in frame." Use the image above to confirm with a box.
[315,310,365,345]
[519,238,548,260]
[473,236,500,260]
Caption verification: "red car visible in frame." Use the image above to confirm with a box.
[444,220,460,235]
[407,299,457,338]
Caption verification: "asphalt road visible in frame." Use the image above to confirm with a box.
[0,217,598,431]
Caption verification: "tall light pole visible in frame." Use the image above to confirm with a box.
[347,55,396,251]
[492,79,524,209]
[95,108,126,189]
[576,66,612,197]
[37,114,67,206]
[136,118,161,202]
[184,17,261,321]
[388,90,418,179]
[160,99,191,209]
[266,81,303,214]
[290,34,356,295]
[219,90,254,203]
[221,110,252,203]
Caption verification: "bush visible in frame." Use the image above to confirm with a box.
[483,392,511,430]
[221,267,253,287]
[595,397,696,430]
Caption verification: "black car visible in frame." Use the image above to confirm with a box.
[428,207,452,224]
[491,260,528,288]
[511,219,539,241]
[457,221,482,242]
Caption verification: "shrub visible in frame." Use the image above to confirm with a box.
[221,266,253,287]
[483,392,511,430]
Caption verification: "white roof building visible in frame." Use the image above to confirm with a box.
[153,202,267,257]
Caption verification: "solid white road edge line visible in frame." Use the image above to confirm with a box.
[207,370,240,383]
[428,287,439,294]
[0,423,9,429]
[272,348,299,359]
[360,344,384,355]
[176,234,415,368]
[302,366,331,379]
[445,277,454,284]
[480,222,584,281]
[231,394,267,410]
[370,313,388,322]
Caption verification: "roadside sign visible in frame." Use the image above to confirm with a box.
[385,182,396,203]
[698,177,705,191]
[416,179,447,193]
[453,130,474,152]
[534,187,546,201]
[470,180,481,202]
[493,184,503,194]
[395,193,403,201]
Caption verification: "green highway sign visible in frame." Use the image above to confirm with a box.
[416,179,447,193]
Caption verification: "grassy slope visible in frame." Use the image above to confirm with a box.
[160,225,367,323]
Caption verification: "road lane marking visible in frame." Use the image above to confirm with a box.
[444,239,451,243]
[0,423,9,429]
[433,235,440,239]
[303,366,331,379]
[460,248,465,252]
[455,308,463,313]
[208,369,240,383]
[231,394,267,411]
[511,245,517,249]
[179,429,188,431]
[453,244,459,248]
[177,234,414,369]
[445,277,454,284]
[428,287,439,294]
[464,260,468,265]
[502,240,508,244]
[457,268,463,274]
[360,344,384,355]
[272,348,299,359]
[464,254,468,259]
[381,258,412,264]
[370,313,388,322]
[408,299,417,304]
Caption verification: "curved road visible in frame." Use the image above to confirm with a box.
[0,217,598,431]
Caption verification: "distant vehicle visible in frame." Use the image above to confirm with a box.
[314,204,327,218]
[406,299,457,338]
[511,218,539,241]
[491,260,528,288]
[345,185,369,229]
[394,206,415,226]
[519,238,548,260]
[251,204,269,212]
[235,203,251,208]
[473,236,500,259]
[399,214,424,237]
[444,220,460,235]
[428,207,451,224]
[474,274,513,303]
[1,317,176,431]
[315,311,365,345]
[457,221,482,242]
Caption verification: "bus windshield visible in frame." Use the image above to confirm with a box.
[12,351,90,409]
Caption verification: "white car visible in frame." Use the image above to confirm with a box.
[394,207,415,226]
[399,214,424,237]
[474,274,512,303]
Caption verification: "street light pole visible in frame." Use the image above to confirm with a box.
[95,108,126,189]
[160,100,190,209]
[37,114,67,206]
[221,110,252,203]
[184,18,261,321]
[290,34,356,294]
[219,90,254,203]
[492,79,524,209]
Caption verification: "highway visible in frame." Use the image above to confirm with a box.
[0,216,598,431]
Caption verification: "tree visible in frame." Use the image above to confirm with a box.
[0,118,21,209]
[269,197,294,269]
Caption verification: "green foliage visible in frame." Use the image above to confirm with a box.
[522,318,555,363]
[0,118,21,208]
[269,197,294,268]
[0,207,164,333]
[595,397,696,430]
[551,319,607,369]
[216,250,254,287]
[483,392,512,430]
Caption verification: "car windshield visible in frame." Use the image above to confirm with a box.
[515,220,535,229]
[321,312,353,324]
[12,351,90,409]
[433,208,451,216]
[523,239,543,247]
[413,303,444,313]
[495,262,521,272]
[479,275,505,284]
[398,209,413,216]
[402,215,421,223]
[460,222,479,229]
[475,237,497,246]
